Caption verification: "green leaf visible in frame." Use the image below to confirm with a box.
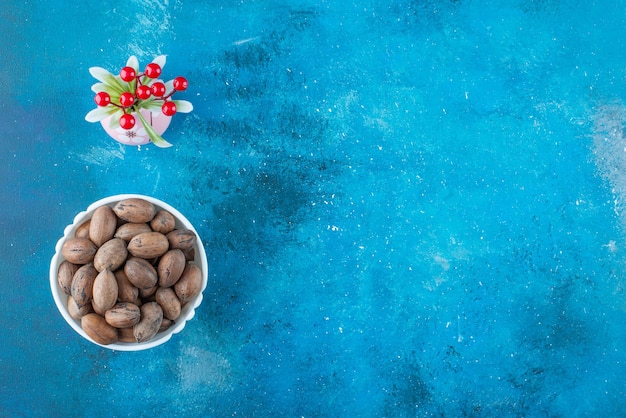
[89,87,120,105]
[138,99,164,112]
[136,110,173,148]
[89,67,126,94]
[109,111,122,130]
[85,106,120,122]
[172,100,193,113]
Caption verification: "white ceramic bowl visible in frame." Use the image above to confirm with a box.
[50,194,208,351]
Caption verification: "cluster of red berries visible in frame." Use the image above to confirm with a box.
[94,63,188,130]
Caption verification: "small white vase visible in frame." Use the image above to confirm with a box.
[100,109,172,146]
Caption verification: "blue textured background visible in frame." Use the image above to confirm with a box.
[2,0,626,416]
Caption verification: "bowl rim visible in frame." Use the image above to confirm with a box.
[49,194,208,351]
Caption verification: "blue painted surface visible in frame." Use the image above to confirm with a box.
[2,0,626,416]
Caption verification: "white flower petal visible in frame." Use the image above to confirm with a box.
[172,100,193,113]
[126,56,139,72]
[152,55,167,69]
[86,106,117,122]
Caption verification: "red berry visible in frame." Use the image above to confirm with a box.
[144,63,162,79]
[173,76,188,91]
[94,92,111,106]
[120,66,137,82]
[119,92,135,107]
[162,101,177,116]
[151,82,166,97]
[136,85,152,100]
[120,113,136,130]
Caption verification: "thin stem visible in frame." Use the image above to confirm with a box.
[108,103,136,114]
[162,90,177,100]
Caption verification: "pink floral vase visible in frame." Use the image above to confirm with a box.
[100,109,171,146]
